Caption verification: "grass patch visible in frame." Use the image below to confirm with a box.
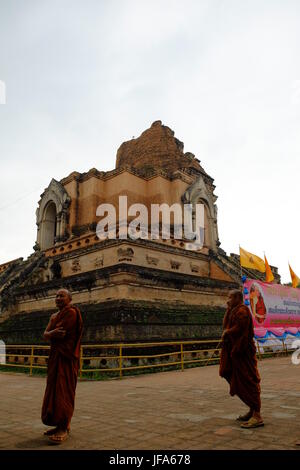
[79,358,220,380]
[0,351,290,381]
[0,364,47,377]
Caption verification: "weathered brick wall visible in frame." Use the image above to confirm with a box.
[116,121,205,177]
[0,300,225,345]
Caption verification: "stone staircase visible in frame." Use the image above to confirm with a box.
[0,252,46,319]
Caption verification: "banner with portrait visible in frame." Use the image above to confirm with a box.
[243,279,300,348]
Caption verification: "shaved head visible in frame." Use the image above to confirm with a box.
[57,289,72,300]
[55,289,72,310]
[229,289,243,303]
[227,289,244,310]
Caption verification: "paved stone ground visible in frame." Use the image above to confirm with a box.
[0,356,300,450]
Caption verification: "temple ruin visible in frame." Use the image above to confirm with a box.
[0,121,280,344]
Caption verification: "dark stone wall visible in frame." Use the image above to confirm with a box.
[0,300,225,345]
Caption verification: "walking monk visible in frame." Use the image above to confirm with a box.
[219,289,264,428]
[41,289,83,443]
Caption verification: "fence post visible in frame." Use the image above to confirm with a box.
[79,346,83,380]
[180,343,184,371]
[29,346,34,376]
[256,340,262,360]
[119,345,123,378]
[282,338,288,356]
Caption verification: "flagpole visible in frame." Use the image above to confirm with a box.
[239,244,243,282]
[239,245,245,306]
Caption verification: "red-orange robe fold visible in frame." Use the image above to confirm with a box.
[41,305,83,429]
[219,304,261,412]
[255,296,267,324]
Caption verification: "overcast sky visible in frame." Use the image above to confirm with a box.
[0,0,299,283]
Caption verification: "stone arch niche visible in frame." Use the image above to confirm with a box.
[41,201,57,249]
[35,179,71,251]
[181,176,220,251]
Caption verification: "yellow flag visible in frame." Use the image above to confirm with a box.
[239,247,266,272]
[289,264,300,288]
[264,255,274,282]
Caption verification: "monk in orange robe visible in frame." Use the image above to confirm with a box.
[41,289,83,443]
[250,285,267,324]
[255,295,267,324]
[219,289,263,428]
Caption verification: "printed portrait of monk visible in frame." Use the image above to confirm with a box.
[249,284,267,324]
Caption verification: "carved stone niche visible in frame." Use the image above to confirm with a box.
[146,254,159,266]
[190,263,200,273]
[71,259,81,273]
[117,247,134,262]
[94,255,104,268]
[170,259,181,270]
[35,179,71,251]
[49,260,62,279]
[181,175,220,252]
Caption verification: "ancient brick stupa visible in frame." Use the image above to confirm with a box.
[116,120,205,176]
[0,121,278,344]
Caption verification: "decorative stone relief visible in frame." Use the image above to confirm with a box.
[71,259,81,273]
[95,255,104,268]
[190,263,200,273]
[19,257,62,286]
[146,255,159,266]
[117,247,134,262]
[170,259,181,270]
[22,268,45,286]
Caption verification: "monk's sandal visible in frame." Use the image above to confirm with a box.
[236,412,252,422]
[240,417,264,428]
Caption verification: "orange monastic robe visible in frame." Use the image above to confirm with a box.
[219,303,261,412]
[41,305,83,429]
[255,296,267,324]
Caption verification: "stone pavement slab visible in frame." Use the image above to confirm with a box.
[0,356,300,450]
